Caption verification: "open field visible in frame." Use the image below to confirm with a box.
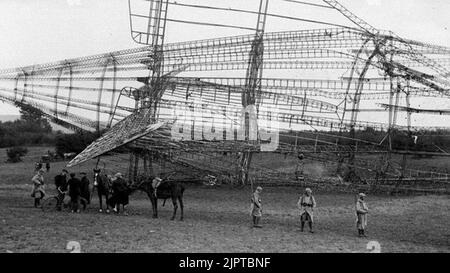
[0,147,449,253]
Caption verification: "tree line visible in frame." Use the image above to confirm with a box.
[1,104,98,162]
[280,127,450,153]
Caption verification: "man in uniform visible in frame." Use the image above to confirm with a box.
[31,169,46,208]
[297,188,316,233]
[251,186,263,228]
[356,193,369,237]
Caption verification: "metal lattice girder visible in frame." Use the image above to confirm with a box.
[0,29,447,81]
[0,93,98,131]
[0,28,448,143]
[131,133,450,181]
[173,77,449,96]
[128,0,169,46]
[67,108,166,167]
[1,0,450,186]
[322,0,450,80]
[1,74,446,96]
[0,29,448,78]
[0,46,153,76]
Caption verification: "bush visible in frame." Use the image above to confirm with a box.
[6,146,28,163]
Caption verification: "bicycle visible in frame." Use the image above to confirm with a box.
[41,189,88,212]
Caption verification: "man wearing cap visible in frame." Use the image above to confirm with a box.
[152,177,163,198]
[110,173,130,214]
[356,193,369,237]
[297,188,316,233]
[250,186,263,228]
[54,169,68,211]
[31,169,46,208]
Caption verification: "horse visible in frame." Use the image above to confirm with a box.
[132,176,185,221]
[92,169,112,213]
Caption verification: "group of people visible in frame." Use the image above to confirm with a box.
[31,167,134,214]
[250,187,369,237]
[32,165,370,237]
[32,168,91,212]
[54,169,91,212]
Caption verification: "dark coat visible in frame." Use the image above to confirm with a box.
[108,178,129,206]
[54,174,68,192]
[80,176,90,200]
[68,178,81,198]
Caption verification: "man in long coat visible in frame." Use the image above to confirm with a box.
[109,173,130,215]
[68,173,81,213]
[356,193,369,237]
[250,187,263,228]
[80,172,91,207]
[31,169,46,208]
[297,188,316,233]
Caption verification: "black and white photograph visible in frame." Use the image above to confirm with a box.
[0,0,449,258]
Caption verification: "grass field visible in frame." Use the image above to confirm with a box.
[0,147,449,253]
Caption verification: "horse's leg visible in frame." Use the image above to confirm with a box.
[90,186,96,205]
[170,196,178,221]
[153,196,158,218]
[146,192,157,218]
[178,196,184,221]
[98,192,103,212]
[105,193,110,213]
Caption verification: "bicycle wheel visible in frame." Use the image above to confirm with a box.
[41,196,59,212]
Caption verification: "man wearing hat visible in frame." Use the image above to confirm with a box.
[250,186,263,228]
[356,193,369,237]
[297,188,316,233]
[109,173,130,214]
[31,169,46,208]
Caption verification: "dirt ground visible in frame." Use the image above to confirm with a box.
[0,147,449,253]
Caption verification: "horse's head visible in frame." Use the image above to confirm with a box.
[93,169,101,186]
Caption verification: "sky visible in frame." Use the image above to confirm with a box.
[0,0,449,116]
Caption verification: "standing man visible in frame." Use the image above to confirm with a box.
[31,169,46,208]
[250,186,263,228]
[54,169,68,211]
[356,193,369,237]
[109,173,130,215]
[297,188,316,233]
[295,153,305,181]
[80,172,91,208]
[68,173,81,213]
